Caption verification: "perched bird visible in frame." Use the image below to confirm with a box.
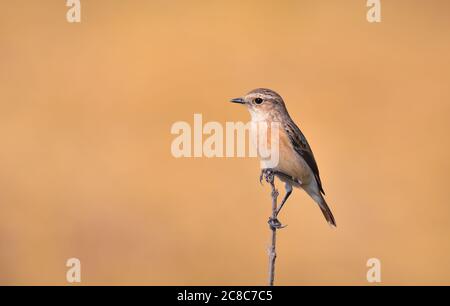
[230,88,336,228]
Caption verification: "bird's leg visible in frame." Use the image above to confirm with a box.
[275,182,293,218]
[268,183,291,229]
[261,169,287,229]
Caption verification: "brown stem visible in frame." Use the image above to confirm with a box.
[268,173,279,286]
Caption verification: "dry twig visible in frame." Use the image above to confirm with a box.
[261,169,281,286]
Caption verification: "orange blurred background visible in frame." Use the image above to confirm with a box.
[1,0,450,285]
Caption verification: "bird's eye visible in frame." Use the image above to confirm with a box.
[254,98,263,104]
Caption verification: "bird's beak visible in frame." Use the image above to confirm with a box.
[230,97,245,104]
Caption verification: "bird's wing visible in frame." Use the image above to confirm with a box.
[284,120,325,195]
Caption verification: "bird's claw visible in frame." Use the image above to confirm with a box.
[260,169,275,185]
[268,217,287,230]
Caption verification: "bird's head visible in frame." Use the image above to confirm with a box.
[230,88,287,121]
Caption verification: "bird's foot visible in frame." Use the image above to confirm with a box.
[268,217,287,230]
[260,168,275,185]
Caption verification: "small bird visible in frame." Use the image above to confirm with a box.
[231,88,336,228]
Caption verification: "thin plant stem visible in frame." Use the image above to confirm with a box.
[268,173,279,286]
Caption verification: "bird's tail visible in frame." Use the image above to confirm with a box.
[303,184,337,227]
[317,195,337,227]
[306,188,337,227]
